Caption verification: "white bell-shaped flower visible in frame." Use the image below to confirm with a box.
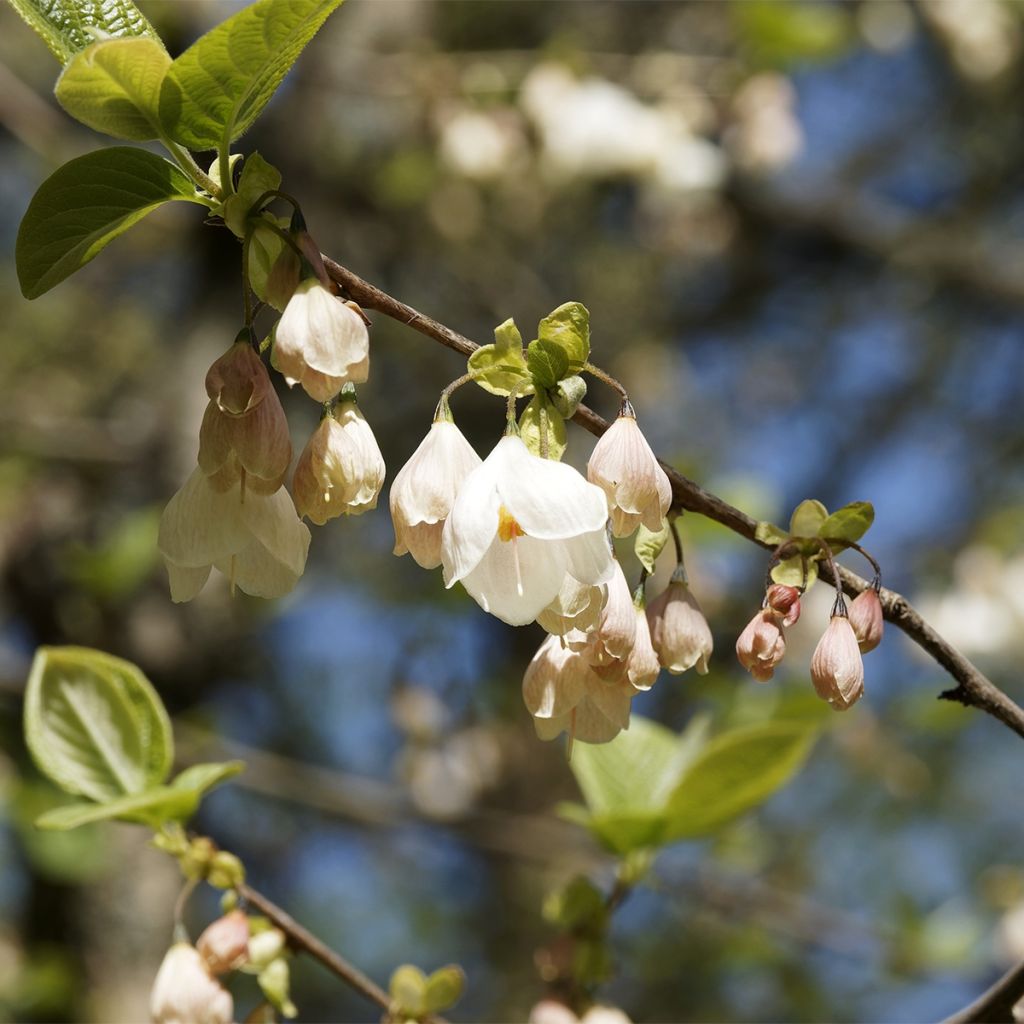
[646,573,714,675]
[158,468,310,602]
[150,943,233,1024]
[566,559,635,667]
[272,279,370,402]
[391,418,481,569]
[536,575,607,636]
[441,435,613,625]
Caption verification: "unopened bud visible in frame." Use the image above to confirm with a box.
[150,943,233,1024]
[646,579,713,675]
[847,588,884,653]
[207,851,245,890]
[810,615,865,710]
[248,928,287,969]
[736,609,786,682]
[198,910,250,975]
[765,584,801,627]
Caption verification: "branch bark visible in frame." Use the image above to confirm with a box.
[941,959,1024,1024]
[322,254,1024,742]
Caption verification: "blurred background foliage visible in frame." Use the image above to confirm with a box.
[1,0,1023,1020]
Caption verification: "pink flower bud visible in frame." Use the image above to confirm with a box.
[765,584,801,627]
[735,609,786,682]
[847,588,884,653]
[810,615,865,710]
[646,579,713,675]
[150,943,233,1024]
[197,910,250,975]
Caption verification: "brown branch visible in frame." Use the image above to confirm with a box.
[941,958,1024,1024]
[238,880,446,1023]
[321,255,1024,742]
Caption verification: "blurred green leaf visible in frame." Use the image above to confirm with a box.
[537,301,590,368]
[770,553,819,589]
[755,521,789,547]
[735,0,853,66]
[635,519,670,574]
[819,501,874,548]
[6,0,163,65]
[519,393,566,459]
[423,965,466,1014]
[16,147,202,299]
[65,506,160,600]
[158,0,345,150]
[24,646,172,802]
[55,37,169,140]
[543,876,607,931]
[468,318,530,396]
[390,964,428,1017]
[789,499,828,537]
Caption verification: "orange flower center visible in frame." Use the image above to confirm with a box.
[497,505,525,542]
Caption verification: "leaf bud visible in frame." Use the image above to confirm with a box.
[207,850,246,890]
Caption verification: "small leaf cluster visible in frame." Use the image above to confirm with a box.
[24,646,244,831]
[387,963,465,1022]
[468,302,591,458]
[756,498,874,588]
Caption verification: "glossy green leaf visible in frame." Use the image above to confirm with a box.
[16,147,201,299]
[55,37,169,140]
[789,498,829,537]
[819,500,874,547]
[537,301,590,367]
[423,966,466,1014]
[635,519,670,574]
[663,720,818,840]
[526,338,570,389]
[755,520,789,547]
[6,0,162,65]
[24,647,172,803]
[519,393,566,460]
[770,553,819,589]
[158,0,345,151]
[468,318,530,396]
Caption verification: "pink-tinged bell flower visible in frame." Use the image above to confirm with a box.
[198,340,291,495]
[197,910,250,975]
[441,436,613,625]
[523,633,635,745]
[587,411,672,537]
[597,604,660,691]
[810,615,865,710]
[765,583,801,627]
[272,278,370,402]
[150,943,233,1024]
[158,468,310,602]
[293,398,385,524]
[567,559,635,668]
[390,419,482,569]
[647,576,713,675]
[736,608,787,682]
[536,576,607,636]
[847,587,884,653]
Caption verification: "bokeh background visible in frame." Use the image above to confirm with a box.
[1,0,1024,1020]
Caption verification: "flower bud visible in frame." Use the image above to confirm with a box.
[198,910,250,975]
[736,609,786,682]
[150,943,233,1024]
[567,560,636,669]
[612,603,661,691]
[810,615,865,710]
[390,419,482,569]
[646,578,713,675]
[272,278,370,401]
[848,587,884,653]
[293,399,386,523]
[247,928,287,969]
[765,584,801,627]
[587,412,672,537]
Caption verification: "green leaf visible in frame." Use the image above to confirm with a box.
[537,301,590,367]
[16,147,202,299]
[221,152,283,237]
[819,501,874,548]
[6,0,163,65]
[55,37,170,140]
[635,519,670,574]
[663,721,818,841]
[158,0,345,151]
[468,318,530,396]
[552,374,587,418]
[789,499,828,537]
[170,759,246,796]
[770,553,819,589]
[390,964,428,1017]
[526,338,570,389]
[24,647,173,803]
[518,394,566,460]
[423,966,465,1014]
[755,520,789,547]
[736,0,852,67]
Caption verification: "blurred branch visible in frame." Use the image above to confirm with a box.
[321,255,1024,742]
[942,958,1024,1024]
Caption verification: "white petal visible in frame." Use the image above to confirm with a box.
[157,468,247,568]
[214,539,304,600]
[238,488,311,578]
[391,421,481,526]
[441,452,502,585]
[165,561,211,603]
[522,635,586,718]
[562,527,615,587]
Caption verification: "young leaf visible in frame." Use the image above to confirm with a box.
[467,318,530,396]
[789,498,828,537]
[770,553,819,589]
[526,338,570,389]
[519,394,566,460]
[537,301,590,367]
[662,720,817,841]
[635,519,670,574]
[221,152,283,237]
[755,520,789,547]
[16,147,202,299]
[24,647,173,803]
[390,964,428,1018]
[158,0,345,151]
[820,501,874,547]
[6,0,163,65]
[423,966,466,1015]
[55,37,170,140]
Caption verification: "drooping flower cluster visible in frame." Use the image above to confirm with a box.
[158,229,386,602]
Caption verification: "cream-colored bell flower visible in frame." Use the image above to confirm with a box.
[735,608,787,682]
[293,397,385,524]
[150,943,233,1024]
[523,633,635,745]
[566,559,635,668]
[390,415,481,569]
[537,575,607,636]
[587,408,671,537]
[272,278,370,402]
[847,587,884,653]
[198,338,291,495]
[647,571,713,675]
[810,615,865,710]
[603,602,660,691]
[441,435,613,626]
[158,468,310,602]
